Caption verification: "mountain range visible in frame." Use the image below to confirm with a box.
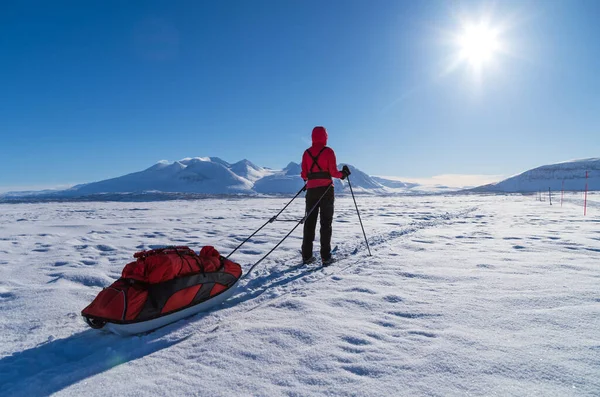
[2,157,393,199]
[2,157,598,200]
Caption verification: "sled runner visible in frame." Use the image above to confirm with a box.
[82,246,241,335]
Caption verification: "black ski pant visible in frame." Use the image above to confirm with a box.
[302,185,335,260]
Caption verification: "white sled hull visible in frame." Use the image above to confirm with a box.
[100,280,239,336]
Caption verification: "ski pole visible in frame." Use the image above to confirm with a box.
[346,174,371,256]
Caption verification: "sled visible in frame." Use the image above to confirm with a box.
[82,246,241,335]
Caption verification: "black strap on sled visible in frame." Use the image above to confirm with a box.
[136,270,238,320]
[305,147,331,180]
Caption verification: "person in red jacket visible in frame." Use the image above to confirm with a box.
[301,126,350,265]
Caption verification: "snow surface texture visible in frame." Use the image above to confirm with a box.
[475,158,599,193]
[0,193,599,396]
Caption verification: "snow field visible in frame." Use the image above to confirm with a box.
[0,194,598,396]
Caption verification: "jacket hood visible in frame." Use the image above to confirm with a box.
[311,126,328,146]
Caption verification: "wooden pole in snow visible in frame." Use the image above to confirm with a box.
[549,187,552,205]
[584,171,588,216]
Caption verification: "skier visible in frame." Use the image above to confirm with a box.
[301,126,350,265]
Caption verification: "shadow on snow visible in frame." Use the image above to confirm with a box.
[0,263,323,396]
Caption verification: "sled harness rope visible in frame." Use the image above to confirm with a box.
[225,183,334,279]
[225,184,307,260]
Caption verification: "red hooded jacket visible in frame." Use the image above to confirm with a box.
[301,126,343,189]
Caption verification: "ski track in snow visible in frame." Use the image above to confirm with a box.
[0,195,598,396]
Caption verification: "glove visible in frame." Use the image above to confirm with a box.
[341,165,351,180]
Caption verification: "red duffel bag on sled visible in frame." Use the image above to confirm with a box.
[82,246,242,335]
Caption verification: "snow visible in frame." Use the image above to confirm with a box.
[372,176,418,189]
[230,159,274,183]
[0,193,599,396]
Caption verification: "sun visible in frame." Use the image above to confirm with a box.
[458,23,500,68]
[441,15,508,81]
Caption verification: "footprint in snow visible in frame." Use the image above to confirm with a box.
[95,244,116,252]
[341,364,384,377]
[388,311,436,319]
[341,335,371,346]
[0,291,16,301]
[48,273,107,288]
[407,330,437,338]
[240,249,261,255]
[345,287,377,294]
[383,295,403,303]
[269,299,306,311]
[365,332,385,341]
[372,320,397,328]
[476,264,494,269]
[340,345,366,354]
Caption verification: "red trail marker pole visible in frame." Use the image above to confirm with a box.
[584,171,588,216]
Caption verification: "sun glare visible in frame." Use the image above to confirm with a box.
[458,23,500,68]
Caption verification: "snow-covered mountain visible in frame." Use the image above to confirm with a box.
[73,157,253,195]
[371,177,419,189]
[4,157,399,199]
[473,158,599,193]
[254,163,388,195]
[333,164,388,194]
[229,159,272,182]
[253,162,305,194]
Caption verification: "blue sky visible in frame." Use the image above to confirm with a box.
[1,0,599,191]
